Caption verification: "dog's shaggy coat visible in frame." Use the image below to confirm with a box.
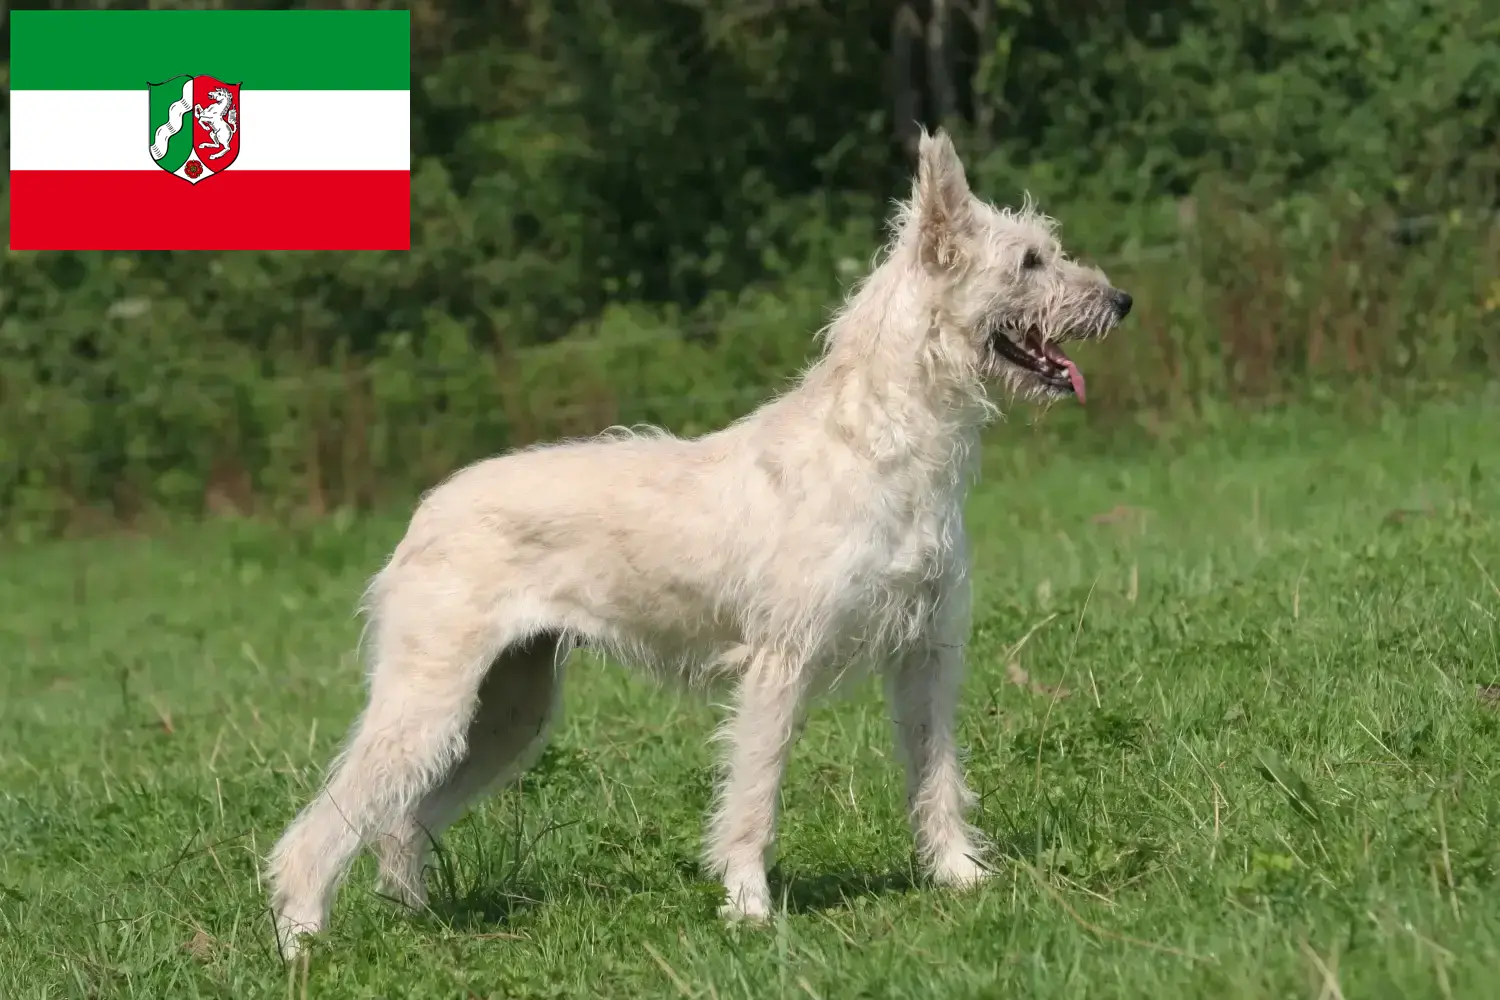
[267,130,1131,956]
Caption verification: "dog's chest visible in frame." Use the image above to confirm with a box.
[803,501,958,659]
[861,499,960,588]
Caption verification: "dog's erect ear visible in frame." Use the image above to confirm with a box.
[912,128,973,272]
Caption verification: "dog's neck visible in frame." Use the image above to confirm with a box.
[790,237,987,492]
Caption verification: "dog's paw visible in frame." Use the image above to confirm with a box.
[718,875,772,922]
[718,898,772,922]
[273,910,323,961]
[375,874,429,910]
[931,851,992,890]
[274,921,316,961]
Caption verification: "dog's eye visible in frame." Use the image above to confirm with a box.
[1022,248,1042,271]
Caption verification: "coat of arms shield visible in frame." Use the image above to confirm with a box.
[148,74,241,184]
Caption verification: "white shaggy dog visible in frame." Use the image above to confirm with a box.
[267,129,1131,956]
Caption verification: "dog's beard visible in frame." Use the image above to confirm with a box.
[981,296,1130,405]
[985,324,1088,404]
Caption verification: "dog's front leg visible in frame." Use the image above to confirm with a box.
[705,654,803,921]
[885,627,989,889]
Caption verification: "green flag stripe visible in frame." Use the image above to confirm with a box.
[10,10,408,90]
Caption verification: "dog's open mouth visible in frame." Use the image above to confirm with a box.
[991,330,1087,403]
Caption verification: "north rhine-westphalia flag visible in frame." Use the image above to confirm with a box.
[9,10,410,250]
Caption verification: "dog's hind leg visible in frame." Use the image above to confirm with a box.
[265,601,508,959]
[884,629,989,890]
[705,651,805,921]
[372,630,565,907]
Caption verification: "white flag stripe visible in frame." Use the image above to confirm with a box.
[10,89,410,171]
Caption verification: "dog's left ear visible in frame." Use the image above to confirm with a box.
[912,128,973,273]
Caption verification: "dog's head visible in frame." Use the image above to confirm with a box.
[907,129,1131,404]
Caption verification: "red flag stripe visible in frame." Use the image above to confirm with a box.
[10,170,410,251]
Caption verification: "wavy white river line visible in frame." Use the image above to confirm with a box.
[148,78,195,160]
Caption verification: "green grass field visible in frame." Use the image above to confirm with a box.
[4,392,1499,999]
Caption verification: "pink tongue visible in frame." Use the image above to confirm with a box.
[1062,358,1086,404]
[1041,342,1087,405]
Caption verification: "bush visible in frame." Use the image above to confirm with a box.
[2,0,1498,532]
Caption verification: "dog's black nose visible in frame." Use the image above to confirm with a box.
[1114,290,1133,318]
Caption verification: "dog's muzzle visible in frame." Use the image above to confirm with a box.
[989,287,1134,404]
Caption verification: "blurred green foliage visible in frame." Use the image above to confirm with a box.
[2,0,1498,530]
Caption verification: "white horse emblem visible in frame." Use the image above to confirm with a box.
[194,87,238,161]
